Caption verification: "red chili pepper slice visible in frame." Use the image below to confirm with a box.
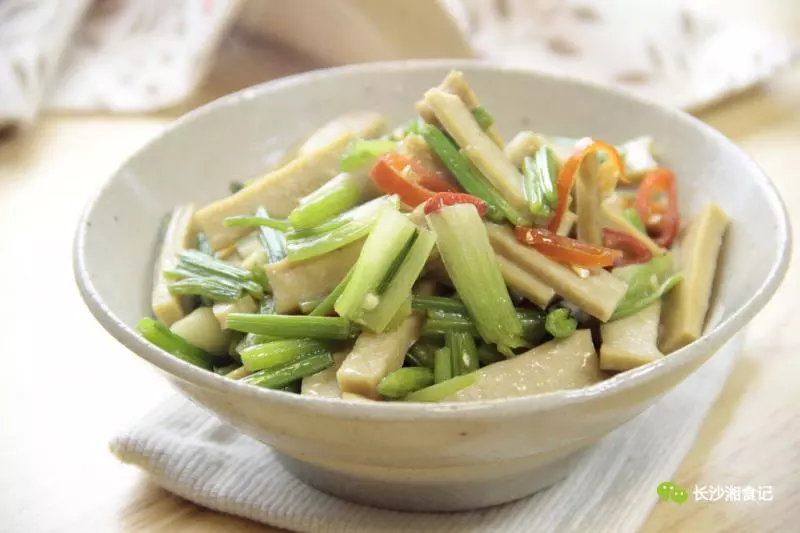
[603,229,653,267]
[634,168,679,248]
[515,226,621,268]
[424,192,488,217]
[547,138,628,233]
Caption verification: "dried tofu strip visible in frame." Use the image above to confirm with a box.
[212,295,258,329]
[448,331,605,401]
[504,131,556,168]
[416,70,504,147]
[496,254,555,309]
[397,133,451,176]
[194,134,352,250]
[486,223,627,321]
[301,350,349,398]
[574,152,604,246]
[660,204,729,353]
[601,199,664,256]
[336,313,422,399]
[298,111,387,157]
[557,210,577,237]
[151,204,195,326]
[424,89,528,215]
[600,301,663,371]
[265,239,364,314]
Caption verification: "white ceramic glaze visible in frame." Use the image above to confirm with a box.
[74,61,791,511]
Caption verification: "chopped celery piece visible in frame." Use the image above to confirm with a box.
[611,255,682,320]
[422,310,478,336]
[521,146,559,217]
[545,308,578,338]
[168,276,242,302]
[137,317,212,370]
[388,117,426,141]
[289,172,363,229]
[385,295,413,331]
[334,209,417,323]
[358,229,436,332]
[240,338,330,372]
[243,352,334,389]
[622,207,646,233]
[471,106,494,131]
[420,124,525,225]
[434,347,452,383]
[310,268,353,317]
[426,204,524,354]
[255,206,287,264]
[226,314,354,340]
[177,250,253,283]
[477,343,505,366]
[239,295,277,351]
[286,196,398,262]
[223,215,291,232]
[411,296,467,313]
[613,274,682,321]
[403,373,478,402]
[340,139,396,172]
[406,341,438,369]
[299,299,323,314]
[446,331,479,375]
[377,367,435,399]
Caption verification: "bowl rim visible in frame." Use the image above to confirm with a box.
[74,59,792,421]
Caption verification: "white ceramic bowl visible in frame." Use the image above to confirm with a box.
[74,61,791,512]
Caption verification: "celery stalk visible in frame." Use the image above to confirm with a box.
[285,197,398,262]
[377,367,435,399]
[255,206,287,264]
[226,314,353,340]
[426,204,524,354]
[243,352,334,389]
[240,338,330,372]
[288,172,363,229]
[137,317,212,370]
[334,209,417,321]
[339,139,396,172]
[434,347,452,383]
[223,215,291,232]
[358,228,436,332]
[403,373,477,402]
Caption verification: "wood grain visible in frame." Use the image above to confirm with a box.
[1,3,797,532]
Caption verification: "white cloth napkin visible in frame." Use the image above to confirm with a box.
[0,0,796,130]
[110,334,741,533]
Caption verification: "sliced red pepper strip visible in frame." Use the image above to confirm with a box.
[634,168,679,248]
[424,192,488,217]
[547,138,627,233]
[416,168,460,194]
[370,153,437,207]
[603,229,653,267]
[515,226,621,268]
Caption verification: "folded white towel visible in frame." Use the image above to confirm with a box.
[110,334,741,533]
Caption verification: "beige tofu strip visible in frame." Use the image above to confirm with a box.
[151,204,195,326]
[170,307,232,356]
[298,111,387,157]
[301,350,349,398]
[496,254,555,308]
[397,133,451,176]
[574,152,604,246]
[486,223,627,321]
[416,70,504,147]
[212,295,257,329]
[600,301,663,372]
[448,330,605,401]
[557,210,577,237]
[194,134,352,250]
[423,89,529,216]
[601,199,665,256]
[337,313,423,400]
[503,131,554,168]
[660,204,729,353]
[265,239,364,314]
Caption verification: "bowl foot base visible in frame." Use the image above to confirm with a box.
[275,450,585,512]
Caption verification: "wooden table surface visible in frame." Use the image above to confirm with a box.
[1,3,798,532]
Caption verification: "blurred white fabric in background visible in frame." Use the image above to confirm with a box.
[0,0,796,130]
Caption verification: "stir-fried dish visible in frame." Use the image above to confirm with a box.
[138,71,729,402]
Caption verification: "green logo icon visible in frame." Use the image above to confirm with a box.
[657,482,689,504]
